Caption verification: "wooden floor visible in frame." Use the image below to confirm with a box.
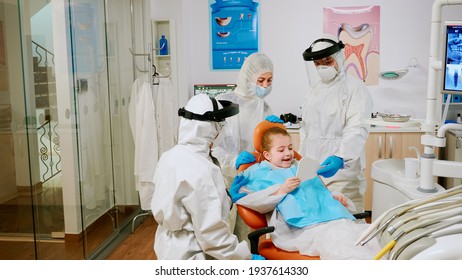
[0,209,370,260]
[104,215,371,260]
[104,215,158,260]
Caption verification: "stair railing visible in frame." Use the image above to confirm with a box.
[32,40,55,67]
[32,41,61,183]
[37,118,61,183]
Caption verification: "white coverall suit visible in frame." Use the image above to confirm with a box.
[213,52,274,184]
[151,94,251,260]
[212,52,274,244]
[300,38,373,213]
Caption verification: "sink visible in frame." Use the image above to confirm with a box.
[371,159,415,186]
[371,159,444,199]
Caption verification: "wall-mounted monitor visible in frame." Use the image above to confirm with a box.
[193,84,236,98]
[442,21,462,96]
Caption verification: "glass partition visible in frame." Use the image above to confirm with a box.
[0,0,140,260]
[0,0,66,259]
[68,0,117,256]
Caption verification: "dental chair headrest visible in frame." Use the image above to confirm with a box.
[253,120,286,154]
[252,120,302,162]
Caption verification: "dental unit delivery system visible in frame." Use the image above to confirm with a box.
[357,185,462,259]
[419,0,462,193]
[356,0,462,259]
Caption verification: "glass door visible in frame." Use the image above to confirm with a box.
[0,0,140,260]
[67,0,139,258]
[0,0,67,260]
[68,0,117,257]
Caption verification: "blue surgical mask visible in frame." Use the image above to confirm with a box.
[255,84,272,98]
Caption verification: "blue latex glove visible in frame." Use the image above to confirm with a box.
[265,115,284,124]
[235,151,256,170]
[229,175,249,203]
[251,254,266,260]
[317,156,344,178]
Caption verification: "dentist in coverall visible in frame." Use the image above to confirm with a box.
[213,52,279,185]
[212,52,281,242]
[151,94,264,260]
[300,34,373,214]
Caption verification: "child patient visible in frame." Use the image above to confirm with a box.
[230,126,380,260]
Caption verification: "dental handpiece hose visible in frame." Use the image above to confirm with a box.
[387,203,460,234]
[373,206,462,260]
[358,186,462,246]
[373,232,404,260]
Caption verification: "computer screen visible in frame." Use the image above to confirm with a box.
[442,21,462,96]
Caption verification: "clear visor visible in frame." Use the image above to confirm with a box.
[304,55,340,87]
[305,60,320,87]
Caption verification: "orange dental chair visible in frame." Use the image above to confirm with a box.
[236,120,320,260]
[236,120,370,259]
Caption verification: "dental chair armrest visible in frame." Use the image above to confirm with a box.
[247,226,275,254]
[353,211,371,220]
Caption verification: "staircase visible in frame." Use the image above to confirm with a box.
[33,56,56,110]
[32,41,57,116]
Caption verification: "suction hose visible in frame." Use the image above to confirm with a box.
[357,185,462,246]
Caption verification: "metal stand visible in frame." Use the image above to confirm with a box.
[131,210,151,233]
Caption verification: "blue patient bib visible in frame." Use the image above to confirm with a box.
[243,161,355,228]
[277,177,355,228]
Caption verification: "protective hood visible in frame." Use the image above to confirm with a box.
[177,94,238,153]
[234,52,273,99]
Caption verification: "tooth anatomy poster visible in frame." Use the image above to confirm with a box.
[209,0,260,70]
[324,6,380,85]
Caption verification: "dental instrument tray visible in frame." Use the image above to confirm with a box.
[378,113,411,122]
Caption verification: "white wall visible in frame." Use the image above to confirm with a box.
[152,0,462,119]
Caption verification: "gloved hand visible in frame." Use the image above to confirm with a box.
[229,175,249,203]
[265,115,284,124]
[235,151,256,170]
[251,254,266,260]
[317,155,344,178]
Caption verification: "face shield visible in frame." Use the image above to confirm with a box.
[178,95,239,123]
[302,38,345,87]
[178,95,240,144]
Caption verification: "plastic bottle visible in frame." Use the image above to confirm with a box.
[457,113,462,124]
[159,35,168,55]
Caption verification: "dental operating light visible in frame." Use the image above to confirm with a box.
[379,57,426,80]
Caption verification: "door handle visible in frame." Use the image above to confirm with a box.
[378,136,383,158]
[388,135,394,158]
